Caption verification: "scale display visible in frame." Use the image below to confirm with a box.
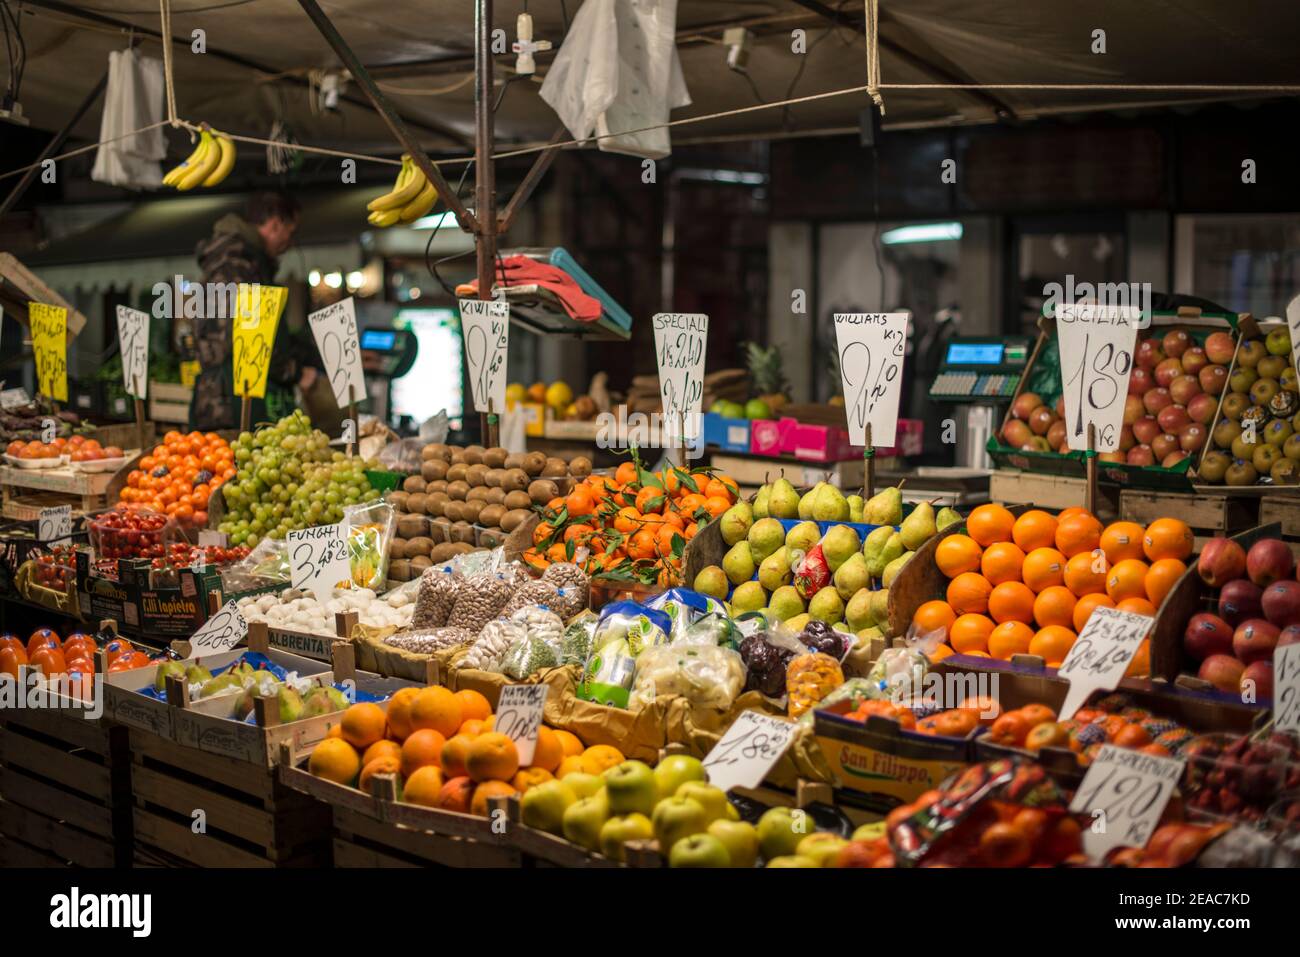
[929,335,1032,403]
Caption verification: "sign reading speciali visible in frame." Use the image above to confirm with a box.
[833,312,909,447]
[1054,302,1141,452]
[308,296,366,408]
[1071,744,1184,862]
[458,298,510,414]
[652,312,708,443]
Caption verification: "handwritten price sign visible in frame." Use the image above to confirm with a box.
[29,302,68,402]
[37,504,72,544]
[833,312,909,447]
[308,297,366,409]
[1071,744,1184,862]
[286,523,351,605]
[702,711,797,793]
[232,284,287,399]
[1056,605,1152,719]
[1287,294,1300,391]
[458,299,509,413]
[495,684,548,765]
[1055,302,1141,452]
[652,312,708,444]
[189,600,248,653]
[115,305,150,399]
[1275,643,1300,734]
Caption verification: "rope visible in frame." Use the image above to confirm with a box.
[172,119,403,167]
[0,119,173,181]
[158,0,178,127]
[375,74,475,97]
[863,0,884,115]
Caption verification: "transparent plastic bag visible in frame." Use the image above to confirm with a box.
[446,572,513,632]
[737,622,807,699]
[220,535,289,592]
[88,505,183,570]
[646,587,726,642]
[410,567,459,629]
[343,500,395,591]
[510,604,565,653]
[629,644,745,711]
[540,562,590,616]
[502,580,561,617]
[499,632,560,679]
[577,601,672,708]
[461,617,527,671]
[560,614,597,666]
[786,652,845,719]
[677,612,740,650]
[377,437,426,474]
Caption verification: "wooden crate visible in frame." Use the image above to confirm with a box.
[1258,495,1300,540]
[1119,489,1273,554]
[148,382,192,425]
[988,470,1119,520]
[0,695,131,867]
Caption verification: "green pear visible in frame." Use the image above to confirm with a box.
[899,501,937,551]
[730,581,768,614]
[747,518,786,564]
[199,673,241,698]
[861,525,893,572]
[767,585,805,622]
[752,484,771,519]
[868,532,905,578]
[821,524,861,571]
[797,482,825,520]
[154,660,188,693]
[758,546,793,591]
[693,565,730,600]
[833,552,870,600]
[845,587,875,631]
[719,502,754,546]
[864,486,903,526]
[856,625,884,646]
[236,676,281,719]
[722,541,756,585]
[186,663,213,685]
[785,521,822,556]
[847,494,865,523]
[882,552,912,587]
[812,484,850,522]
[277,686,304,724]
[785,613,811,632]
[808,588,845,625]
[936,506,962,532]
[767,478,800,519]
[302,685,348,718]
[868,588,891,629]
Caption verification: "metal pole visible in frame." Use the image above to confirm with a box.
[475,0,499,450]
[0,73,107,217]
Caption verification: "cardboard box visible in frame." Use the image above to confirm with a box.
[702,412,751,453]
[75,551,222,640]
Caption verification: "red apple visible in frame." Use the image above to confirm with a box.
[1198,537,1247,586]
[1002,420,1033,447]
[1169,375,1202,406]
[1126,445,1155,466]
[1178,423,1207,453]
[1129,367,1154,395]
[1119,424,1137,452]
[1122,394,1144,425]
[1029,406,1055,436]
[1099,450,1127,463]
[1136,339,1165,369]
[1157,405,1190,433]
[1054,396,1066,419]
[1246,538,1294,586]
[1261,579,1300,627]
[1162,329,1192,358]
[1198,654,1246,693]
[1181,347,1208,375]
[1162,451,1189,468]
[1233,618,1279,664]
[1021,437,1051,452]
[1144,388,1173,414]
[1204,332,1236,365]
[1240,660,1273,700]
[1199,364,1228,395]
[1218,579,1263,626]
[1012,392,1044,421]
[1155,357,1184,388]
[1132,416,1161,445]
[1278,624,1300,647]
[1187,393,1218,425]
[1151,433,1180,460]
[1184,612,1234,660]
[1047,419,1067,451]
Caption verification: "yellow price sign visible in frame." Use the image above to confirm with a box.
[179,360,201,388]
[232,284,287,399]
[29,302,68,402]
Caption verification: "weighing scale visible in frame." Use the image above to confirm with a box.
[926,335,1034,468]
[360,326,418,426]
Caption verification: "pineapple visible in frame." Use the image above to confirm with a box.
[744,341,790,412]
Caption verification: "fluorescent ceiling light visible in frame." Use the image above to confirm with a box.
[881,222,963,245]
[411,211,463,230]
[308,270,321,286]
[324,272,343,289]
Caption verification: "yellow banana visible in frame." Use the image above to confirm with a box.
[201,133,237,187]
[398,178,438,223]
[163,133,209,186]
[177,132,220,190]
[367,208,402,227]
[367,156,426,212]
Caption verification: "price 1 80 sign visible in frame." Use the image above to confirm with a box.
[1055,302,1141,452]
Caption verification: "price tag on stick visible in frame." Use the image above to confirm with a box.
[1274,643,1300,734]
[1070,744,1184,862]
[458,299,509,414]
[29,302,68,402]
[232,284,288,399]
[495,684,548,765]
[286,523,351,605]
[189,600,248,653]
[1056,605,1152,720]
[701,711,797,793]
[37,504,71,544]
[1055,302,1141,452]
[115,305,150,399]
[833,312,909,448]
[308,297,366,409]
[652,313,708,446]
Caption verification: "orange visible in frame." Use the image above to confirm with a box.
[1125,639,1151,678]
[471,780,519,817]
[400,728,447,777]
[635,485,665,514]
[308,737,361,785]
[980,542,1026,585]
[1063,550,1107,597]
[437,775,475,813]
[465,732,520,783]
[511,767,554,792]
[1117,597,1156,617]
[556,755,586,778]
[553,729,584,757]
[1029,625,1076,664]
[580,744,625,775]
[947,572,992,615]
[566,486,596,517]
[935,535,982,577]
[988,621,1034,660]
[913,600,957,634]
[402,765,445,807]
[531,726,564,774]
[702,496,731,517]
[458,719,485,737]
[614,506,642,534]
[358,755,402,795]
[1057,507,1088,523]
[615,461,638,486]
[929,643,955,662]
[1055,512,1103,558]
[362,739,402,768]
[1105,558,1150,603]
[383,687,421,741]
[967,504,1016,546]
[409,686,463,739]
[326,724,343,739]
[987,581,1035,625]
[1143,518,1194,562]
[1072,593,1115,633]
[1021,547,1067,593]
[949,613,995,654]
[1099,521,1146,564]
[339,702,388,750]
[1144,558,1186,609]
[455,688,491,723]
[1012,510,1059,552]
[440,733,475,778]
[1032,586,1077,629]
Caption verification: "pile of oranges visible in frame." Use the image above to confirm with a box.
[120,430,235,525]
[308,685,622,817]
[522,461,736,586]
[912,505,1194,668]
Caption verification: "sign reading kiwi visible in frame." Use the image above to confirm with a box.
[458,299,509,413]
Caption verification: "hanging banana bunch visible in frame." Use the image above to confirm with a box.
[162,127,237,191]
[367,154,439,227]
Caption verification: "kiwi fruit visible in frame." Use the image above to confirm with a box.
[402,475,427,494]
[406,537,435,557]
[504,490,532,510]
[446,480,470,501]
[484,468,505,488]
[500,508,533,532]
[568,455,592,477]
[542,457,569,478]
[478,504,506,528]
[522,451,547,476]
[483,447,509,469]
[389,540,408,560]
[501,468,529,492]
[466,487,490,504]
[446,462,469,483]
[431,515,453,534]
[397,514,429,539]
[387,490,410,511]
[421,459,448,482]
[420,445,439,461]
[425,492,449,517]
[480,529,506,548]
[449,448,466,464]
[460,500,485,523]
[388,559,413,581]
[464,463,489,487]
[504,452,526,471]
[426,480,448,495]
[451,521,476,544]
[429,543,461,564]
[423,443,450,461]
[485,487,507,506]
[406,492,429,515]
[528,479,559,504]
[410,555,433,573]
[443,500,465,522]
[463,445,486,465]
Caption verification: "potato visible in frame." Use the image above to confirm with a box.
[484,468,505,488]
[568,455,592,477]
[402,475,427,494]
[464,463,489,487]
[522,451,547,476]
[501,468,529,492]
[446,462,469,483]
[397,514,430,539]
[483,447,509,469]
[500,508,533,532]
[478,503,506,528]
[388,559,413,581]
[446,480,470,501]
[410,555,433,572]
[504,490,532,511]
[542,457,569,478]
[421,459,448,482]
[406,492,429,515]
[528,479,559,505]
[406,537,435,557]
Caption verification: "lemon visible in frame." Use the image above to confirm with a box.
[505,382,526,405]
[545,381,574,411]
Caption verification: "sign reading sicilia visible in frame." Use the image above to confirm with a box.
[232,284,288,399]
[29,302,68,402]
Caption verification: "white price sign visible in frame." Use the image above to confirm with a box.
[495,684,548,765]
[458,298,509,413]
[833,312,909,448]
[1055,302,1141,452]
[115,305,150,399]
[36,504,72,544]
[286,523,351,605]
[653,313,708,444]
[1070,744,1184,862]
[308,297,366,409]
[189,600,248,653]
[1056,605,1152,720]
[0,387,30,410]
[1274,643,1300,734]
[702,711,797,793]
[1287,294,1300,391]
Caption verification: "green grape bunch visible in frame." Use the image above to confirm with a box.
[216,410,381,547]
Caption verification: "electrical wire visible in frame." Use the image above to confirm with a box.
[425,159,474,298]
[1,0,26,102]
[77,0,256,12]
[737,68,765,105]
[782,4,842,129]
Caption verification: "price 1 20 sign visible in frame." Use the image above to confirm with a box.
[1070,744,1184,862]
[1055,302,1142,452]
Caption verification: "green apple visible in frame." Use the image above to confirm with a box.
[707,819,759,868]
[651,796,708,854]
[654,753,707,801]
[675,781,731,826]
[766,855,819,868]
[561,772,604,801]
[669,832,731,868]
[599,813,654,862]
[520,780,577,835]
[852,821,886,842]
[603,760,658,816]
[562,792,609,852]
[796,832,849,867]
[756,806,805,861]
